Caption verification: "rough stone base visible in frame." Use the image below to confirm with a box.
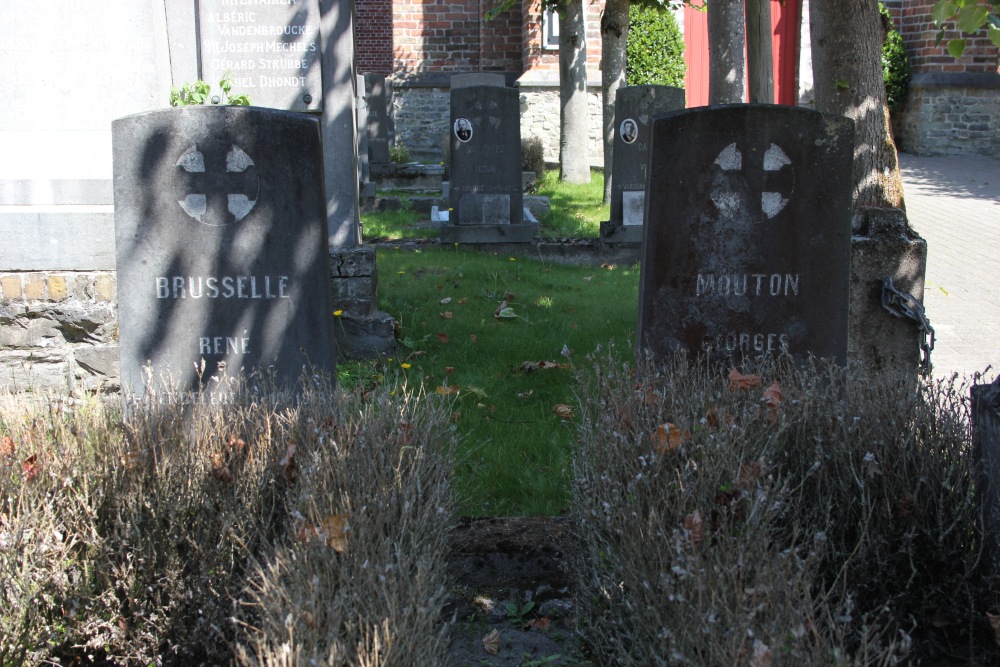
[849,208,928,375]
[599,221,644,245]
[333,309,396,361]
[370,162,445,192]
[440,223,538,244]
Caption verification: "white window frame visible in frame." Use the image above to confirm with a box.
[541,7,559,50]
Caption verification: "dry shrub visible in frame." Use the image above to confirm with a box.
[573,348,1000,666]
[235,384,455,666]
[0,378,455,666]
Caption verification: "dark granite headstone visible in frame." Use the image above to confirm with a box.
[443,85,535,242]
[112,106,336,396]
[365,73,391,164]
[601,85,684,244]
[637,105,855,365]
[198,0,322,112]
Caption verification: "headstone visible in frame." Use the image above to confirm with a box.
[600,85,685,244]
[637,105,855,365]
[112,106,336,397]
[198,0,323,113]
[443,85,536,243]
[356,74,376,199]
[451,73,506,88]
[365,73,391,164]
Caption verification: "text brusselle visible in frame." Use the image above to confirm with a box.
[156,275,289,299]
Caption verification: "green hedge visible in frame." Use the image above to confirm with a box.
[626,5,685,88]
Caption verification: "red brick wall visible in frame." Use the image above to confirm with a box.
[356,0,393,74]
[354,0,523,76]
[521,0,603,74]
[894,0,999,74]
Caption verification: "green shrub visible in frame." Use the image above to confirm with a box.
[389,142,411,164]
[170,72,251,107]
[626,5,685,88]
[521,136,547,182]
[881,2,911,113]
[573,351,1000,665]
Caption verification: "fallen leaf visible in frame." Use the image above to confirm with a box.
[600,262,616,270]
[440,297,452,304]
[398,420,413,445]
[503,292,515,301]
[436,332,449,344]
[280,441,297,484]
[521,361,540,372]
[751,640,774,667]
[445,366,454,375]
[494,299,509,316]
[553,404,574,420]
[762,380,782,423]
[517,390,534,399]
[483,628,500,654]
[451,411,462,423]
[22,454,39,482]
[654,423,690,453]
[436,385,460,395]
[524,617,551,631]
[495,307,517,319]
[728,368,762,391]
[0,436,15,457]
[458,297,468,305]
[210,453,233,483]
[582,276,593,282]
[470,334,478,343]
[684,509,703,547]
[227,435,247,452]
[441,311,454,319]
[987,612,1000,649]
[296,514,350,553]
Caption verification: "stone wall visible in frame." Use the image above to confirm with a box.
[0,271,118,393]
[896,77,1000,157]
[518,80,605,167]
[392,84,452,164]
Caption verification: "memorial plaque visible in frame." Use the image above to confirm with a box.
[602,85,684,243]
[448,85,522,226]
[199,0,322,112]
[365,73,390,164]
[637,105,855,365]
[112,105,336,397]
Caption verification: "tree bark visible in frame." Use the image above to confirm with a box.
[746,0,774,103]
[810,0,905,210]
[559,0,592,183]
[708,0,746,104]
[600,0,629,202]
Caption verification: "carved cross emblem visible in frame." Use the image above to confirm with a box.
[173,142,259,226]
[709,141,795,224]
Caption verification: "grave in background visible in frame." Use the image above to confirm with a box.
[442,81,536,243]
[113,106,336,397]
[637,105,855,365]
[600,85,685,245]
[364,73,393,165]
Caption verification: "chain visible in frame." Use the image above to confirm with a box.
[881,276,935,373]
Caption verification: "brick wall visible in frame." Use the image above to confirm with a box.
[385,0,523,76]
[894,0,998,74]
[356,0,393,74]
[521,0,603,73]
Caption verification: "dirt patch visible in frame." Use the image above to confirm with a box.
[445,516,592,666]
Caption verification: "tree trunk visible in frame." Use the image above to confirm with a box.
[601,0,629,202]
[708,0,746,104]
[559,0,591,183]
[746,0,774,103]
[810,0,905,209]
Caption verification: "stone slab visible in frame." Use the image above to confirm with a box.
[637,105,855,365]
[112,105,336,397]
[439,223,538,244]
[198,0,323,112]
[451,73,506,88]
[0,209,115,270]
[365,73,391,164]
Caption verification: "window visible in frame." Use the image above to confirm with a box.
[542,7,559,50]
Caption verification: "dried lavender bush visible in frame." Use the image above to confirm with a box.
[572,348,1000,666]
[0,378,456,666]
[235,383,457,666]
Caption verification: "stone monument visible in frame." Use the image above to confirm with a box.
[364,73,392,164]
[112,105,336,396]
[637,105,855,365]
[600,85,685,244]
[442,81,536,243]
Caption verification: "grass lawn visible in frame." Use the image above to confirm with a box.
[339,246,639,516]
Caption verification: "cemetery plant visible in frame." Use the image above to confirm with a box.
[880,2,911,114]
[0,378,455,665]
[169,72,251,107]
[573,350,1000,665]
[626,4,686,87]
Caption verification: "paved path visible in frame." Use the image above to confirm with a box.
[899,152,1000,382]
